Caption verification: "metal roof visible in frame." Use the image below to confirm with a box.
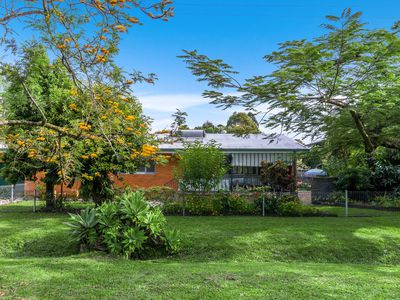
[159,132,308,152]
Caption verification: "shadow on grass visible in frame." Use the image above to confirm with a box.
[1,256,400,299]
[168,216,400,265]
[2,204,400,265]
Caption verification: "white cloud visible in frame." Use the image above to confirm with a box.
[138,93,206,112]
[150,117,173,131]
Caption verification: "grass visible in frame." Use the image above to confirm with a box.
[1,201,400,299]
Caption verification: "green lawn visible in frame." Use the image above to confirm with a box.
[1,201,400,299]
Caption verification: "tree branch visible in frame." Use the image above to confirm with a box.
[0,120,82,139]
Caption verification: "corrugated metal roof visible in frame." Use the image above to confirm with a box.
[159,133,308,152]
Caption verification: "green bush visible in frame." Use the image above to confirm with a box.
[218,192,255,215]
[144,186,176,203]
[66,191,181,258]
[255,194,300,215]
[162,202,183,215]
[186,194,222,216]
[373,196,400,208]
[161,192,336,217]
[277,201,334,217]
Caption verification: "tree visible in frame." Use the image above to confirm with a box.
[1,44,163,208]
[170,109,188,133]
[0,1,173,206]
[179,9,400,156]
[226,112,260,135]
[174,141,227,192]
[1,44,76,208]
[194,121,225,133]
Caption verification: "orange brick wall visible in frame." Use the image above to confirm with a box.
[24,160,178,197]
[112,160,178,189]
[24,171,81,197]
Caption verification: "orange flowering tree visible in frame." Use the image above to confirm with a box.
[0,1,173,207]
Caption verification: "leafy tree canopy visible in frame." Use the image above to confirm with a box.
[226,112,260,135]
[180,9,400,154]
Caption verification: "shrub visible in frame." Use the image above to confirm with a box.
[277,201,335,217]
[260,160,296,192]
[373,196,400,208]
[66,191,181,258]
[255,193,300,215]
[186,194,222,216]
[144,186,176,203]
[162,202,183,215]
[218,192,255,215]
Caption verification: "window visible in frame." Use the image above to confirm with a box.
[135,163,156,174]
[232,166,260,175]
[120,162,156,174]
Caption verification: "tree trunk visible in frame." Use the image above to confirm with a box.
[92,179,105,206]
[45,181,55,209]
[348,109,375,154]
[348,109,377,169]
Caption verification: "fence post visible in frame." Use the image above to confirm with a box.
[11,184,15,203]
[262,193,265,217]
[182,191,186,217]
[345,190,349,217]
[33,189,37,212]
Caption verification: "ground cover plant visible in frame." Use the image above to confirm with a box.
[1,201,400,299]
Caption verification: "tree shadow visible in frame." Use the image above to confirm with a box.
[167,216,400,265]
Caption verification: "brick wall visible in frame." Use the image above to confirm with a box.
[24,159,178,197]
[24,171,81,198]
[112,160,178,189]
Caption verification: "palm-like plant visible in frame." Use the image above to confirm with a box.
[65,207,98,249]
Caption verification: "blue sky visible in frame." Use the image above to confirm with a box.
[115,0,400,132]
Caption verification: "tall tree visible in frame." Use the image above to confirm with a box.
[1,45,162,208]
[179,9,400,155]
[226,112,260,135]
[171,109,188,133]
[0,1,173,206]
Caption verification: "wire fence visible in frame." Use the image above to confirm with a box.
[311,190,400,217]
[1,182,399,217]
[0,184,25,205]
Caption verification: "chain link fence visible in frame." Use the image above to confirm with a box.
[0,184,25,205]
[311,190,400,217]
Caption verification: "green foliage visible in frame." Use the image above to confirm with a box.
[66,191,181,258]
[260,160,295,192]
[226,112,260,135]
[66,207,98,250]
[186,194,222,216]
[162,202,183,215]
[180,9,400,153]
[163,192,333,217]
[143,186,176,203]
[171,109,188,133]
[194,121,226,133]
[277,201,332,217]
[335,167,372,191]
[174,141,227,192]
[218,192,255,215]
[373,196,400,208]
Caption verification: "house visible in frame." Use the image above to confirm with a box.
[113,130,308,190]
[20,130,307,196]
